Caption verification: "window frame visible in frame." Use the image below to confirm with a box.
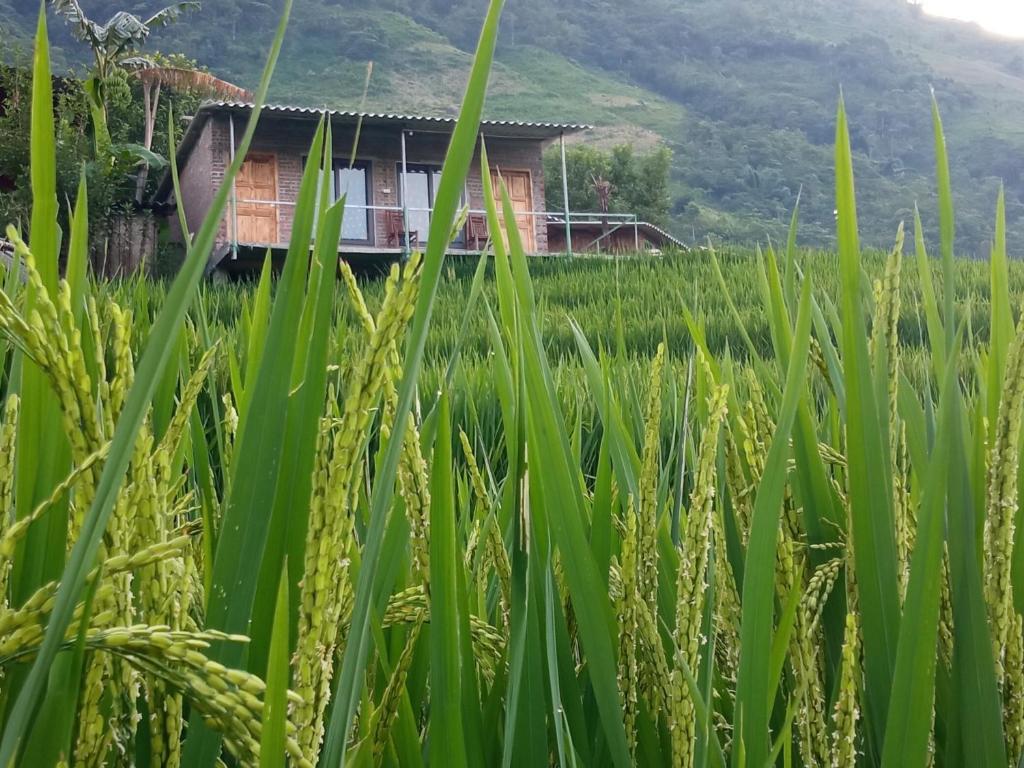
[397,162,466,247]
[334,159,374,246]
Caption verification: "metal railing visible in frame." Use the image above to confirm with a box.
[226,199,644,256]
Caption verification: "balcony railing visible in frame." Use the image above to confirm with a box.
[226,199,645,257]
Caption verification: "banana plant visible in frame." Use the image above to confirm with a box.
[49,0,200,156]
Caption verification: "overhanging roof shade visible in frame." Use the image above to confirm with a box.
[156,100,590,201]
[548,219,687,250]
[203,100,591,139]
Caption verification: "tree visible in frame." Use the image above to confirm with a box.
[0,61,137,239]
[49,0,200,151]
[50,0,200,81]
[545,143,673,226]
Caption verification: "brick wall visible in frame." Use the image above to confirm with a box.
[466,137,549,253]
[210,116,231,242]
[199,113,552,253]
[276,153,303,243]
[168,116,215,243]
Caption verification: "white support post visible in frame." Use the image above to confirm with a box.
[229,115,239,260]
[560,131,573,258]
[464,179,471,250]
[400,128,411,262]
[634,216,640,252]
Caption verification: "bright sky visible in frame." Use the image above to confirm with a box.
[918,0,1024,38]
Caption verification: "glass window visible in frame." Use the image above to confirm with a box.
[402,166,432,246]
[399,164,465,247]
[309,159,373,245]
[336,164,370,242]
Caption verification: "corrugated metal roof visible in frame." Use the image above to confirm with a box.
[199,100,591,137]
[638,221,687,249]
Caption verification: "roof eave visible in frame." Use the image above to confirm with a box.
[199,100,591,141]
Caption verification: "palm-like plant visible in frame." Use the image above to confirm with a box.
[50,0,201,82]
[49,0,200,153]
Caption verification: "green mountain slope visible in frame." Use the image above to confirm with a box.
[2,0,1023,251]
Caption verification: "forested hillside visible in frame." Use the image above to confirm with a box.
[2,0,1024,251]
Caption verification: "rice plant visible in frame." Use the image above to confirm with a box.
[1,1,1023,766]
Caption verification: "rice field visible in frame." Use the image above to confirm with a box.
[2,1,1024,767]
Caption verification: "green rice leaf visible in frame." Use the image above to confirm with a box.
[733,277,812,767]
[783,189,801,315]
[65,172,89,329]
[881,338,956,764]
[10,0,70,617]
[834,95,900,749]
[0,0,293,760]
[945,345,1007,766]
[988,185,1012,439]
[498,177,631,765]
[259,563,291,768]
[501,523,549,768]
[28,6,58,288]
[931,92,956,348]
[913,205,946,376]
[428,390,468,768]
[239,253,274,424]
[321,3,506,762]
[185,114,325,767]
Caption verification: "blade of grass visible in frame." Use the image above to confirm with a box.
[259,562,290,768]
[10,2,70,614]
[240,253,273,421]
[834,94,900,749]
[761,245,841,542]
[783,189,801,315]
[280,196,344,643]
[65,172,89,329]
[168,103,192,248]
[0,2,292,759]
[545,575,572,768]
[321,3,506,762]
[252,138,343,668]
[499,177,632,766]
[733,278,812,767]
[184,108,324,768]
[571,321,640,502]
[913,205,946,376]
[988,185,1011,439]
[428,390,468,768]
[931,91,956,350]
[881,334,957,766]
[501,512,549,768]
[945,342,1007,765]
[28,6,57,288]
[766,582,801,708]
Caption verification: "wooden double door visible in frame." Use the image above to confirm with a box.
[231,153,279,244]
[490,169,535,252]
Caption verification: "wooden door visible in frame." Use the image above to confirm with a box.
[490,169,535,252]
[232,153,279,244]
